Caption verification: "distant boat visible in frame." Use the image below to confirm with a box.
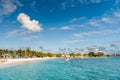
[64,57,70,62]
[66,58,70,61]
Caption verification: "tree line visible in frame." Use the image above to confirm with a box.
[0,48,106,58]
[0,48,62,58]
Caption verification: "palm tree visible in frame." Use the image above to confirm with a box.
[25,48,32,58]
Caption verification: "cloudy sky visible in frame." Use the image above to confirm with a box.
[0,0,120,52]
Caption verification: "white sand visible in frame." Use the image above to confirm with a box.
[0,57,56,69]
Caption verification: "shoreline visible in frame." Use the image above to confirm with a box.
[0,57,118,69]
[0,57,56,69]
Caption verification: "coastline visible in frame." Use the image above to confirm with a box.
[0,57,56,69]
[0,57,118,69]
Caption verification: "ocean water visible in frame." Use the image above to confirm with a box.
[0,58,120,80]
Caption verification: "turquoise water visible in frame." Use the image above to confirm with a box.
[0,58,120,80]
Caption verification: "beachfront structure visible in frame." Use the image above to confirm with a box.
[0,54,11,59]
[62,54,70,58]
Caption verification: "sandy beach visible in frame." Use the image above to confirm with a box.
[0,57,56,69]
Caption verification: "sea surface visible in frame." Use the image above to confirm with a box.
[0,58,120,80]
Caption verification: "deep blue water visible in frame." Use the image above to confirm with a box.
[0,58,120,80]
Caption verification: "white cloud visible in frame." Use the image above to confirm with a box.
[17,13,43,32]
[70,17,86,23]
[60,26,74,30]
[73,29,120,38]
[61,0,102,9]
[67,10,120,29]
[63,39,86,44]
[110,44,119,49]
[88,20,100,26]
[70,18,78,23]
[0,0,23,16]
[91,0,101,3]
[23,35,39,41]
[101,17,112,23]
[79,0,101,4]
[6,29,32,38]
[6,29,40,41]
[114,12,120,17]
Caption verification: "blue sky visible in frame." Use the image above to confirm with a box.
[0,0,120,53]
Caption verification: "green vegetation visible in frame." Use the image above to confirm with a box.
[75,53,82,57]
[70,53,75,57]
[0,48,60,58]
[88,52,105,57]
[0,48,114,59]
[55,54,62,57]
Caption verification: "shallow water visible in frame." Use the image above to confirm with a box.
[0,58,120,80]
